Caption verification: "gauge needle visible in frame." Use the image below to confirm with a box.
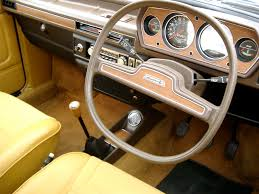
[168,33,176,40]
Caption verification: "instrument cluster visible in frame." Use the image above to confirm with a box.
[140,8,259,77]
[145,14,195,50]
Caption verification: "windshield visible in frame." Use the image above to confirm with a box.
[198,0,259,14]
[172,0,259,21]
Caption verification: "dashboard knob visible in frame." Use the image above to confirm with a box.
[40,23,47,32]
[87,46,94,56]
[117,56,127,65]
[74,43,84,53]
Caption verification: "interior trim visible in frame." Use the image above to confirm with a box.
[8,0,137,36]
[100,63,207,116]
[15,4,75,30]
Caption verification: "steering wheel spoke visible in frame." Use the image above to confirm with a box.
[97,57,131,73]
[99,60,219,122]
[188,94,219,124]
[93,55,107,73]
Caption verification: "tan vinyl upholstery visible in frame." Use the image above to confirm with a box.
[0,92,61,194]
[14,152,164,194]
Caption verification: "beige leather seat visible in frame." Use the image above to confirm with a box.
[14,152,163,194]
[0,92,61,194]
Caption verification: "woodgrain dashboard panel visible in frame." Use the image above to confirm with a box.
[139,7,259,77]
[15,4,75,30]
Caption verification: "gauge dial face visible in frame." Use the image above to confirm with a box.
[164,15,195,49]
[144,16,160,36]
[237,39,258,62]
[198,24,233,60]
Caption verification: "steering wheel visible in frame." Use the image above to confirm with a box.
[85,0,237,164]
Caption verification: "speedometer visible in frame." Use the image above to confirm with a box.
[164,14,195,49]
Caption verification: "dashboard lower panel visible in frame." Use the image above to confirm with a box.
[16,15,75,61]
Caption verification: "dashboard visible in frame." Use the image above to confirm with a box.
[138,7,259,78]
[2,0,259,88]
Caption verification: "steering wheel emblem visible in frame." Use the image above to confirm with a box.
[143,74,165,87]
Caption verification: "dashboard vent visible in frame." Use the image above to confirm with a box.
[76,22,124,43]
[2,0,16,9]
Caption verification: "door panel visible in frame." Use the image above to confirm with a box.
[0,9,25,94]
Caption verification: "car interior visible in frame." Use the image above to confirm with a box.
[0,0,258,193]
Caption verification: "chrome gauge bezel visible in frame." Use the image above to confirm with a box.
[197,23,231,61]
[163,14,195,50]
[143,15,161,36]
[235,38,259,62]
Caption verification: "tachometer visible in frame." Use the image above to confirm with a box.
[144,16,160,36]
[164,14,195,49]
[236,39,258,62]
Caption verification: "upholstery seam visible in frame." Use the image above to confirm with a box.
[66,157,102,194]
[0,118,61,177]
[58,155,93,194]
[13,153,87,193]
[81,161,104,194]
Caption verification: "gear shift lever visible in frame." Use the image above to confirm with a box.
[69,101,90,138]
[69,101,113,158]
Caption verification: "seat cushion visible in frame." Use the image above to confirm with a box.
[14,152,164,194]
[0,92,61,194]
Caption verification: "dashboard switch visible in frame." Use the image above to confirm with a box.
[88,46,94,56]
[117,56,127,66]
[74,43,84,53]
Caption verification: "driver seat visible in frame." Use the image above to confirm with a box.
[14,152,163,194]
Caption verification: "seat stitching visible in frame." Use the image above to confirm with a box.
[81,161,105,194]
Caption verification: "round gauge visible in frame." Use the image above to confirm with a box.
[164,14,195,49]
[198,24,233,60]
[144,16,160,36]
[236,39,258,62]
